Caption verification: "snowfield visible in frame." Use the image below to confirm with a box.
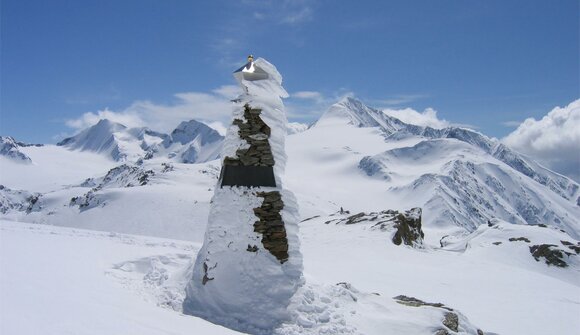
[0,221,239,335]
[2,218,578,334]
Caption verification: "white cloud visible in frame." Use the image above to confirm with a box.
[280,6,313,24]
[240,0,314,25]
[292,91,323,101]
[65,108,145,130]
[501,120,523,127]
[64,86,236,134]
[374,94,429,106]
[285,89,353,121]
[382,107,450,129]
[503,99,580,182]
[212,85,242,99]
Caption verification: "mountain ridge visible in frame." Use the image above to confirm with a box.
[320,97,579,205]
[57,118,224,164]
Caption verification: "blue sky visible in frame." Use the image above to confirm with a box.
[1,0,578,144]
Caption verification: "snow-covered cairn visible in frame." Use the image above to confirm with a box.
[183,57,304,333]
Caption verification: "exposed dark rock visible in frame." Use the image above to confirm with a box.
[253,191,288,263]
[161,162,174,173]
[201,261,214,285]
[443,312,459,332]
[434,329,450,335]
[393,295,453,311]
[529,244,572,267]
[392,208,424,246]
[509,237,530,243]
[492,242,502,245]
[333,208,423,247]
[561,240,580,254]
[345,212,365,224]
[25,195,41,213]
[144,151,154,160]
[300,215,320,222]
[247,244,258,252]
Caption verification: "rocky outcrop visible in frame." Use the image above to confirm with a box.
[561,240,580,254]
[253,191,289,263]
[329,208,424,247]
[529,244,573,268]
[0,185,41,214]
[392,208,424,246]
[70,164,154,211]
[394,295,484,335]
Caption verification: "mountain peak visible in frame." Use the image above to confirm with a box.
[57,119,130,160]
[316,96,382,128]
[338,95,364,106]
[168,119,223,146]
[0,136,32,163]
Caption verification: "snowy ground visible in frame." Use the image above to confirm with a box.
[0,220,240,335]
[2,218,578,334]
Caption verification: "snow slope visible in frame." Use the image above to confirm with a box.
[0,221,241,335]
[2,216,578,334]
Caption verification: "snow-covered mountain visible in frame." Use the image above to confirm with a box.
[160,120,223,163]
[0,136,33,163]
[57,119,143,161]
[1,96,579,335]
[58,119,223,164]
[305,97,579,238]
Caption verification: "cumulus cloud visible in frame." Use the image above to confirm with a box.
[64,86,236,134]
[382,107,450,129]
[503,99,580,182]
[65,108,145,130]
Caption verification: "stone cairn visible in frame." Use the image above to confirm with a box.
[223,104,275,167]
[252,191,289,263]
[223,103,289,264]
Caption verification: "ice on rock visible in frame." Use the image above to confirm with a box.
[183,58,303,334]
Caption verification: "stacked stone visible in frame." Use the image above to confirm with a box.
[253,191,289,263]
[224,104,275,167]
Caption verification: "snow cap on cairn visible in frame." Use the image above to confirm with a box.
[233,55,289,100]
